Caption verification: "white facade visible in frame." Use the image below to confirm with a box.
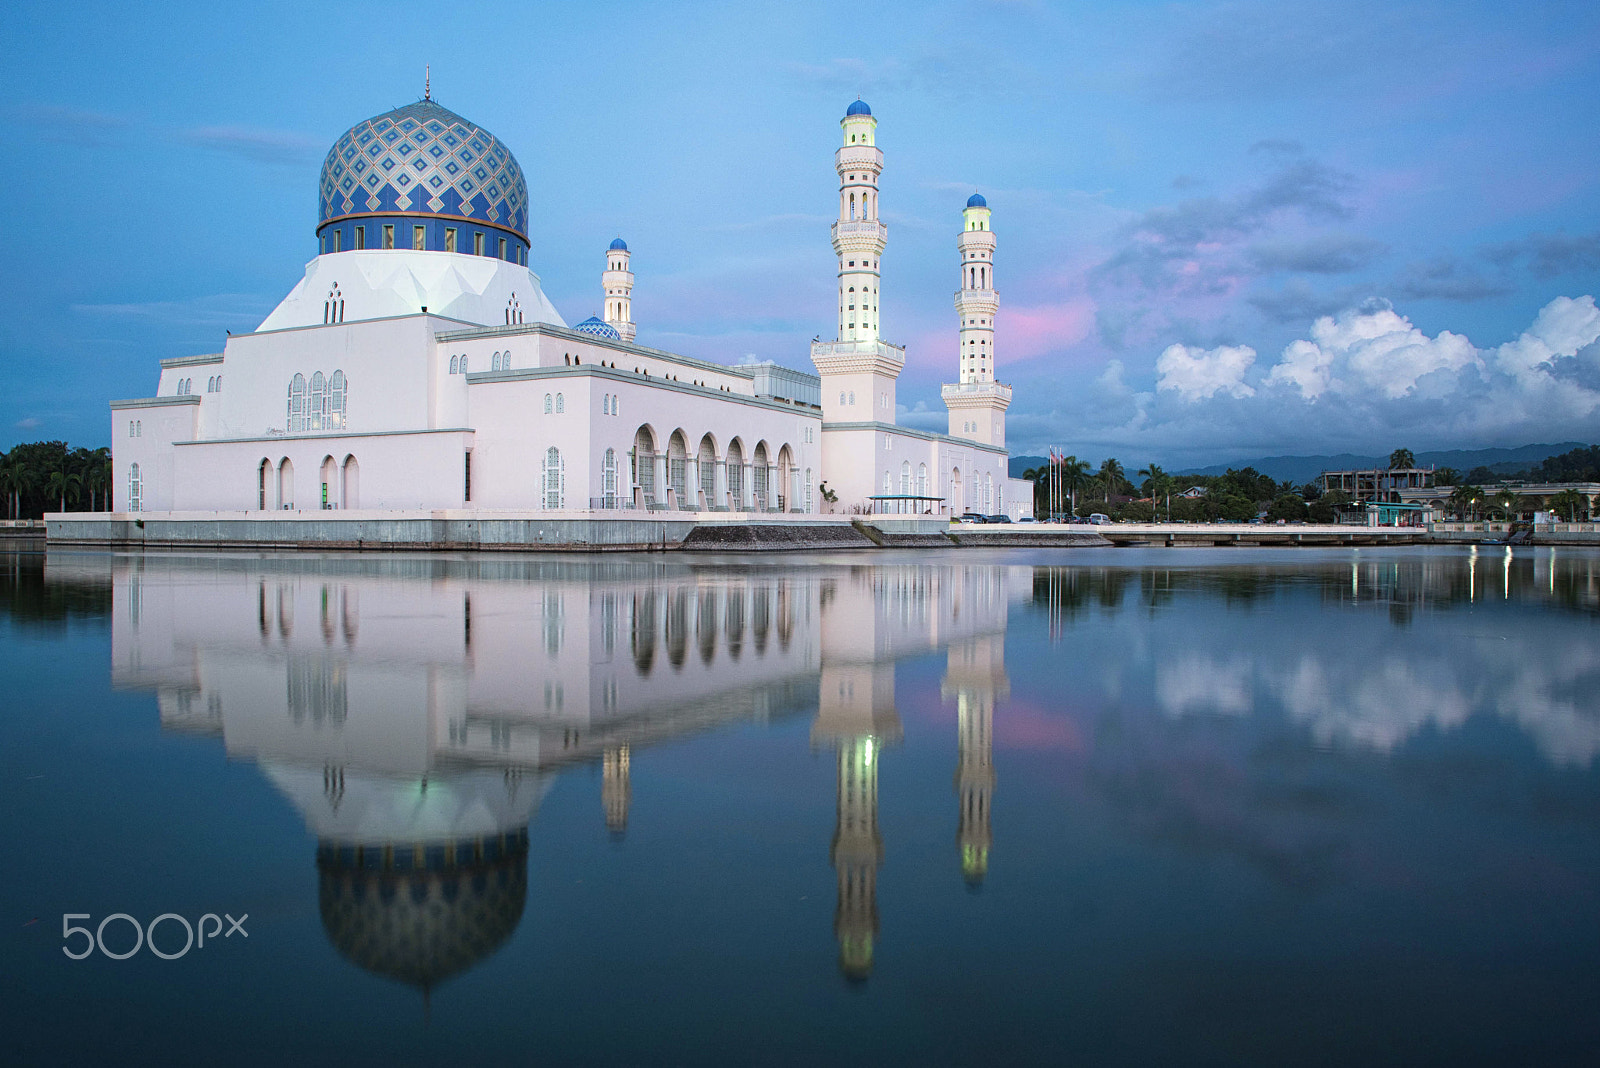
[111,100,1028,521]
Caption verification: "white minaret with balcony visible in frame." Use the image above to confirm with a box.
[811,100,905,426]
[942,194,1011,446]
[602,237,635,342]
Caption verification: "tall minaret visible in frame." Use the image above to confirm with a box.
[942,195,1011,446]
[813,655,902,982]
[942,637,1008,887]
[602,745,630,838]
[602,238,635,342]
[812,101,905,427]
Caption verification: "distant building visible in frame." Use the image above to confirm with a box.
[1320,466,1435,503]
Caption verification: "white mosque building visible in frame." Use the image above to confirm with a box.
[110,94,1027,522]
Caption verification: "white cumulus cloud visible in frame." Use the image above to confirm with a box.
[1156,343,1257,401]
[1264,299,1479,399]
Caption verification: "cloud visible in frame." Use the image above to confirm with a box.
[1156,342,1257,401]
[1248,280,1359,323]
[14,417,42,431]
[1264,298,1480,399]
[1249,235,1385,275]
[181,125,321,165]
[1248,138,1304,157]
[72,293,274,328]
[1396,258,1511,302]
[1486,231,1600,280]
[9,103,127,146]
[1094,160,1356,303]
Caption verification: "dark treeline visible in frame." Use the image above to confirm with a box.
[0,441,113,520]
[1458,445,1600,486]
[1020,454,1329,523]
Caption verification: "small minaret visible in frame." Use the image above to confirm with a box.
[602,238,635,342]
[832,735,882,982]
[943,195,1011,446]
[602,745,630,838]
[942,637,1007,887]
[811,100,906,427]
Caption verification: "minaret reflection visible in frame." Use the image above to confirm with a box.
[813,662,902,983]
[943,637,1008,888]
[603,745,631,838]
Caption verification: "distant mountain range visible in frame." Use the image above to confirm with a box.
[1008,443,1589,485]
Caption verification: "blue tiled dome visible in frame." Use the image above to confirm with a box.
[574,316,621,341]
[609,237,628,251]
[845,99,872,117]
[317,99,529,257]
[966,192,987,208]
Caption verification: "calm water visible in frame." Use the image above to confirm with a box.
[2,545,1598,1066]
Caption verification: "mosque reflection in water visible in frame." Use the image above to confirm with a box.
[100,556,1019,991]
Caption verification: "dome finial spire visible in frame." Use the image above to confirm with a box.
[424,65,431,102]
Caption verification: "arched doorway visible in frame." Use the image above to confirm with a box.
[278,458,294,510]
[752,442,770,512]
[776,445,795,513]
[320,456,337,510]
[667,431,689,510]
[632,426,657,506]
[258,459,270,510]
[951,466,963,513]
[342,455,359,509]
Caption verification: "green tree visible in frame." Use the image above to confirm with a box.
[1268,493,1309,522]
[1138,463,1171,520]
[1060,456,1090,515]
[1097,458,1125,503]
[1492,489,1519,519]
[1548,488,1587,522]
[1450,483,1482,520]
[1389,448,1415,469]
[1433,467,1459,486]
[45,468,82,512]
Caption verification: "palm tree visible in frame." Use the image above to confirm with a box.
[1548,488,1586,522]
[45,469,82,513]
[1098,458,1125,504]
[0,456,34,520]
[1449,483,1481,521]
[1389,448,1415,469]
[1492,489,1518,520]
[1139,463,1171,521]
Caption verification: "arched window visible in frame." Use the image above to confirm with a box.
[612,394,619,418]
[602,395,609,415]
[602,447,618,508]
[136,421,141,437]
[900,460,911,494]
[883,471,892,494]
[492,351,501,372]
[128,463,142,512]
[309,371,326,431]
[329,370,346,429]
[848,391,855,405]
[460,355,468,373]
[502,350,511,370]
[544,393,553,414]
[556,393,565,413]
[839,392,846,405]
[450,355,458,374]
[288,373,307,432]
[324,283,343,324]
[544,446,564,509]
[918,463,928,496]
[128,421,135,438]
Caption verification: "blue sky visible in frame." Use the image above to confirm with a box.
[4,0,1598,466]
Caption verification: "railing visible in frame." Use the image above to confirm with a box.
[588,497,638,511]
[1433,521,1597,533]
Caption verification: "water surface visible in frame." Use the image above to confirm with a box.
[2,545,1597,1065]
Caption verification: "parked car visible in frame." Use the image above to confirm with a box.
[958,512,986,524]
[1088,513,1112,525]
[987,514,1010,524]
[1015,516,1037,523]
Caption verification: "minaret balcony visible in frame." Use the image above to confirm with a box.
[941,381,1013,408]
[831,220,888,243]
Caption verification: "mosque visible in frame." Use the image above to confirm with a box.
[110,92,1027,522]
[76,552,1015,987]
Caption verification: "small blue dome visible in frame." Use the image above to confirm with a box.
[967,193,987,208]
[845,99,872,117]
[609,237,628,251]
[574,316,621,341]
